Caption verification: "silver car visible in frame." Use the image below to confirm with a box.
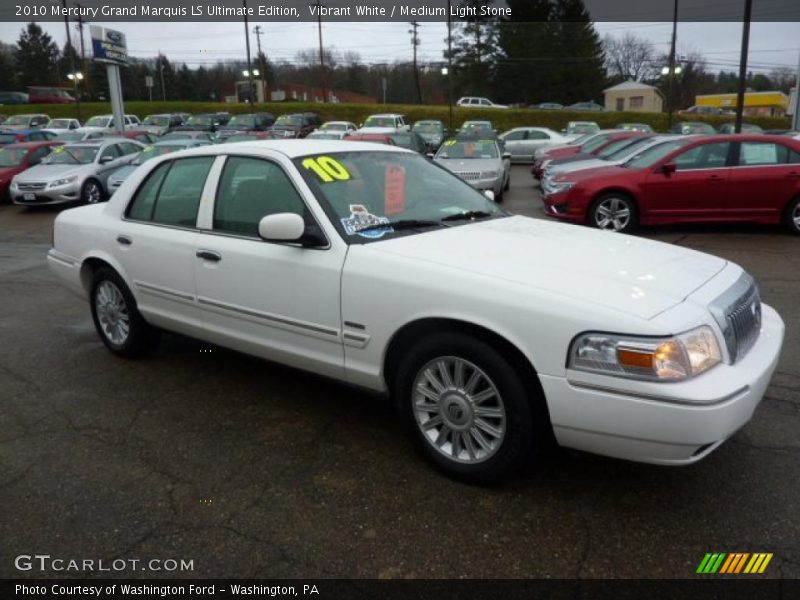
[499,127,572,162]
[10,138,144,205]
[434,138,511,202]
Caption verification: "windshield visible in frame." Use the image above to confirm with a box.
[227,115,256,128]
[187,115,213,126]
[294,151,504,243]
[47,119,71,128]
[597,137,643,159]
[85,116,110,127]
[46,145,98,165]
[624,140,689,169]
[568,123,599,135]
[0,133,19,144]
[133,144,187,165]
[54,132,84,141]
[604,137,655,160]
[308,132,341,140]
[275,115,303,127]
[390,134,416,149]
[580,135,612,153]
[567,132,595,146]
[364,116,396,128]
[143,115,169,126]
[0,146,26,167]
[4,116,30,126]
[161,132,193,141]
[321,122,346,130]
[413,121,443,134]
[226,135,258,143]
[435,140,499,159]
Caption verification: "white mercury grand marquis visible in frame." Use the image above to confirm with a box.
[47,140,785,482]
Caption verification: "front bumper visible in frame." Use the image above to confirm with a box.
[11,182,81,205]
[538,304,784,465]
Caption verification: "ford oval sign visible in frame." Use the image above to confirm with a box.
[106,31,123,43]
[90,25,128,66]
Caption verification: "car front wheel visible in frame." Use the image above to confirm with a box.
[90,267,159,357]
[396,333,542,483]
[589,193,637,233]
[82,179,104,204]
[785,197,800,235]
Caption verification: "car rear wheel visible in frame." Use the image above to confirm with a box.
[590,194,637,233]
[90,267,159,357]
[395,332,541,483]
[82,179,104,204]
[785,197,800,235]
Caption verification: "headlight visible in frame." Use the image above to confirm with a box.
[482,169,502,178]
[48,176,78,188]
[547,181,575,194]
[569,325,722,381]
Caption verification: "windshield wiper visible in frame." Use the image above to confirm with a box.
[357,219,444,233]
[441,210,497,222]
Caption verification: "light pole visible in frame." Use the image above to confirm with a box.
[446,0,453,131]
[243,0,254,105]
[665,0,679,130]
[67,71,83,121]
[734,0,753,133]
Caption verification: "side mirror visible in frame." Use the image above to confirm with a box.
[484,190,495,201]
[502,152,512,160]
[258,213,305,242]
[99,155,114,164]
[426,152,435,159]
[661,162,677,175]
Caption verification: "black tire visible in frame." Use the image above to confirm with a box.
[588,193,638,233]
[785,197,800,235]
[81,179,105,205]
[395,332,544,484]
[504,174,510,191]
[495,190,504,204]
[90,267,159,358]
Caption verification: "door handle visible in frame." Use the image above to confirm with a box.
[196,250,222,262]
[116,235,132,246]
[707,175,725,181]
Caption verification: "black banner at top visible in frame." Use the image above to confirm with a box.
[2,0,800,23]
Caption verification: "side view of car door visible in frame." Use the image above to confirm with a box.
[192,153,347,379]
[95,144,128,187]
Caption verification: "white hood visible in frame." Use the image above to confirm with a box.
[366,216,726,320]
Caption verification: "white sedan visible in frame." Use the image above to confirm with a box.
[48,140,784,482]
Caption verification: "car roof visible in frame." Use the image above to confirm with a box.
[164,140,412,159]
[3,140,62,149]
[366,113,404,118]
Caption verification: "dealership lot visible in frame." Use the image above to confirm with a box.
[1,164,799,579]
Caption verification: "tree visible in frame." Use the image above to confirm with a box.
[658,52,715,110]
[553,0,607,104]
[446,1,501,98]
[0,42,17,90]
[15,22,59,86]
[769,66,795,93]
[603,32,656,83]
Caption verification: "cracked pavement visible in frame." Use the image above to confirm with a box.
[1,165,798,579]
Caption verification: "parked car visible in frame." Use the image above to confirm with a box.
[319,121,358,135]
[530,102,563,110]
[563,121,600,140]
[390,132,428,153]
[412,120,448,151]
[456,96,508,109]
[669,121,717,135]
[0,129,57,145]
[541,134,654,181]
[306,130,349,140]
[1,114,50,130]
[160,131,217,143]
[217,112,277,140]
[269,113,319,139]
[43,118,82,135]
[567,101,605,112]
[173,112,230,133]
[0,91,30,105]
[718,123,764,135]
[532,130,638,179]
[46,140,785,482]
[499,127,572,162]
[0,115,6,125]
[105,130,160,145]
[616,123,654,133]
[107,139,213,194]
[344,133,396,145]
[135,113,187,136]
[680,105,723,116]
[359,113,410,135]
[222,132,279,143]
[434,136,511,201]
[459,120,496,137]
[10,138,145,205]
[541,134,800,234]
[53,130,104,143]
[27,86,74,104]
[0,141,63,202]
[80,114,141,134]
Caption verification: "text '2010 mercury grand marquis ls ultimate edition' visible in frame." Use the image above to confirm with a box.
[47,140,785,482]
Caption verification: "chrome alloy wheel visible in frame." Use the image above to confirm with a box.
[84,181,102,204]
[412,356,506,464]
[594,196,631,231]
[95,281,130,345]
[793,202,800,232]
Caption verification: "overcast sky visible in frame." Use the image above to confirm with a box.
[0,20,797,74]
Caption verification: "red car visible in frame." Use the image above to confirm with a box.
[106,130,160,145]
[541,134,800,234]
[345,134,396,145]
[0,141,63,202]
[532,131,643,179]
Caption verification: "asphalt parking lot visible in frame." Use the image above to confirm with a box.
[1,164,799,579]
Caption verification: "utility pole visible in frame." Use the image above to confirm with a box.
[60,0,81,122]
[253,24,268,97]
[410,21,422,104]
[792,49,800,132]
[666,0,678,130]
[314,0,327,102]
[734,0,753,134]
[74,3,89,98]
[243,0,254,104]
[446,0,453,131]
[158,54,166,101]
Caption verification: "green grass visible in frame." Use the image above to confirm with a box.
[1,100,791,133]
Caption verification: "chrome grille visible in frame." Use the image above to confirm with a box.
[709,274,761,363]
[454,171,482,181]
[17,182,47,191]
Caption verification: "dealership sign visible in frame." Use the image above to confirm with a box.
[90,25,128,66]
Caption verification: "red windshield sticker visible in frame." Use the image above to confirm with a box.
[384,165,406,215]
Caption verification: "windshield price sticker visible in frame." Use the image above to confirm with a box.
[52,146,65,153]
[302,155,351,183]
[384,165,406,215]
